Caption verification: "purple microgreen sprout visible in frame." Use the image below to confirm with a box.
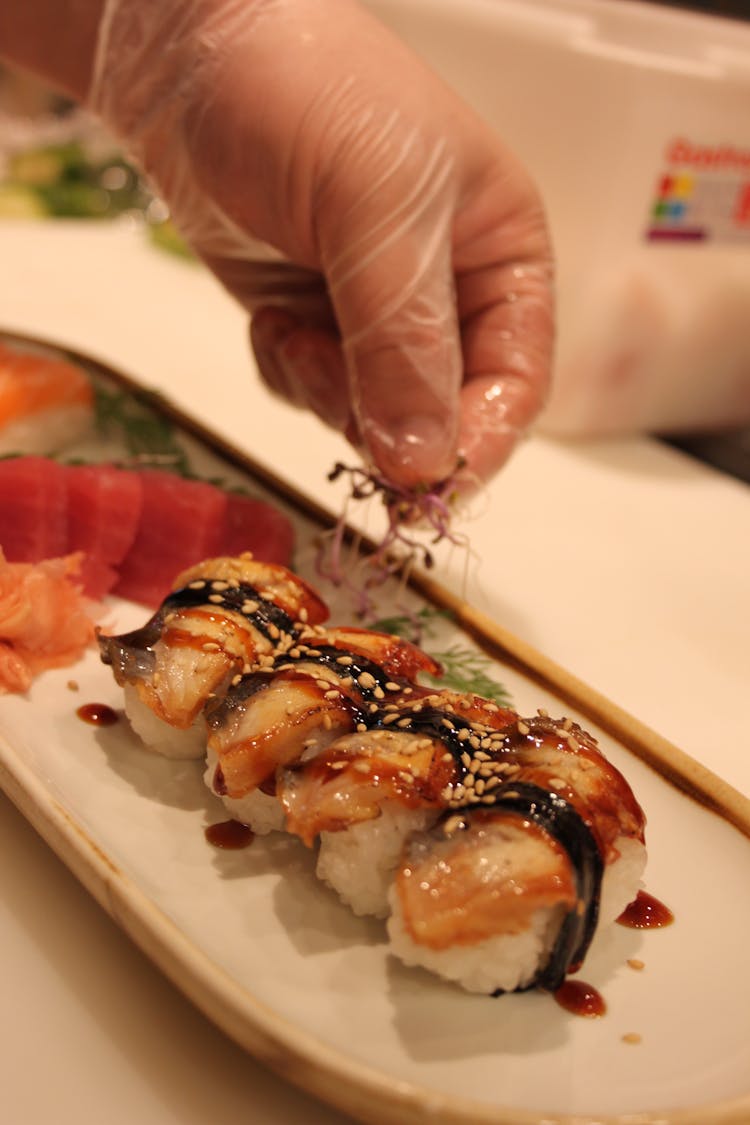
[316,460,468,619]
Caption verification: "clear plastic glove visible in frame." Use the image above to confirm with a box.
[89,0,554,490]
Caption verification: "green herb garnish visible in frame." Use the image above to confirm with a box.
[371,604,511,706]
[93,383,191,474]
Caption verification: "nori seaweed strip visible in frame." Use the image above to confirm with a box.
[98,580,299,674]
[162,581,298,642]
[475,781,603,993]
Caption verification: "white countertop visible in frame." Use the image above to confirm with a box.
[1,218,749,1125]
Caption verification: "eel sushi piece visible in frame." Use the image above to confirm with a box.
[203,627,443,834]
[97,554,329,758]
[387,785,604,995]
[278,689,519,915]
[385,712,647,994]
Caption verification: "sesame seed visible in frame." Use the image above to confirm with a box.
[208,593,224,604]
[548,777,566,789]
[441,718,455,731]
[336,655,354,666]
[567,736,580,751]
[474,778,486,795]
[458,728,470,742]
[469,759,481,775]
[385,682,400,692]
[353,760,370,774]
[443,815,465,835]
[188,580,206,589]
[267,624,280,639]
[627,958,645,971]
[373,686,385,700]
[397,718,412,728]
[383,713,398,725]
[330,761,347,770]
[517,721,529,735]
[356,723,367,733]
[481,794,496,804]
[324,690,340,701]
[298,607,308,623]
[357,672,376,689]
[211,580,229,591]
[203,642,221,653]
[621,1033,642,1045]
[322,715,332,730]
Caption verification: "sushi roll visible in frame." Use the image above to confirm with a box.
[98,553,328,758]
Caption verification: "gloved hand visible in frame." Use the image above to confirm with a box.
[88,0,554,490]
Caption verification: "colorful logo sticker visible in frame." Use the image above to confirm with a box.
[646,138,750,244]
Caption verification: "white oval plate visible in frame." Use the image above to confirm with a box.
[1,333,750,1125]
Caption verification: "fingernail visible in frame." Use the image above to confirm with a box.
[365,413,456,485]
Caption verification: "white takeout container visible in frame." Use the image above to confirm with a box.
[366,0,750,436]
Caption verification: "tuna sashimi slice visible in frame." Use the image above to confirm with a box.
[0,455,68,562]
[65,463,143,564]
[114,470,228,606]
[221,491,294,565]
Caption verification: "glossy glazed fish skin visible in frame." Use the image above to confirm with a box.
[279,687,519,845]
[205,666,360,799]
[394,809,577,951]
[203,628,454,805]
[98,554,329,730]
[492,713,646,860]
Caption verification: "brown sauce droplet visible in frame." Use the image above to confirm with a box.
[554,979,606,1018]
[76,702,119,727]
[617,890,674,929]
[204,819,254,849]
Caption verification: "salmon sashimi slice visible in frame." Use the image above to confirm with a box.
[0,549,97,693]
[0,343,93,425]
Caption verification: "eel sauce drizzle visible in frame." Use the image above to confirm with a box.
[617,890,674,929]
[205,820,255,849]
[76,702,119,727]
[555,890,674,1017]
